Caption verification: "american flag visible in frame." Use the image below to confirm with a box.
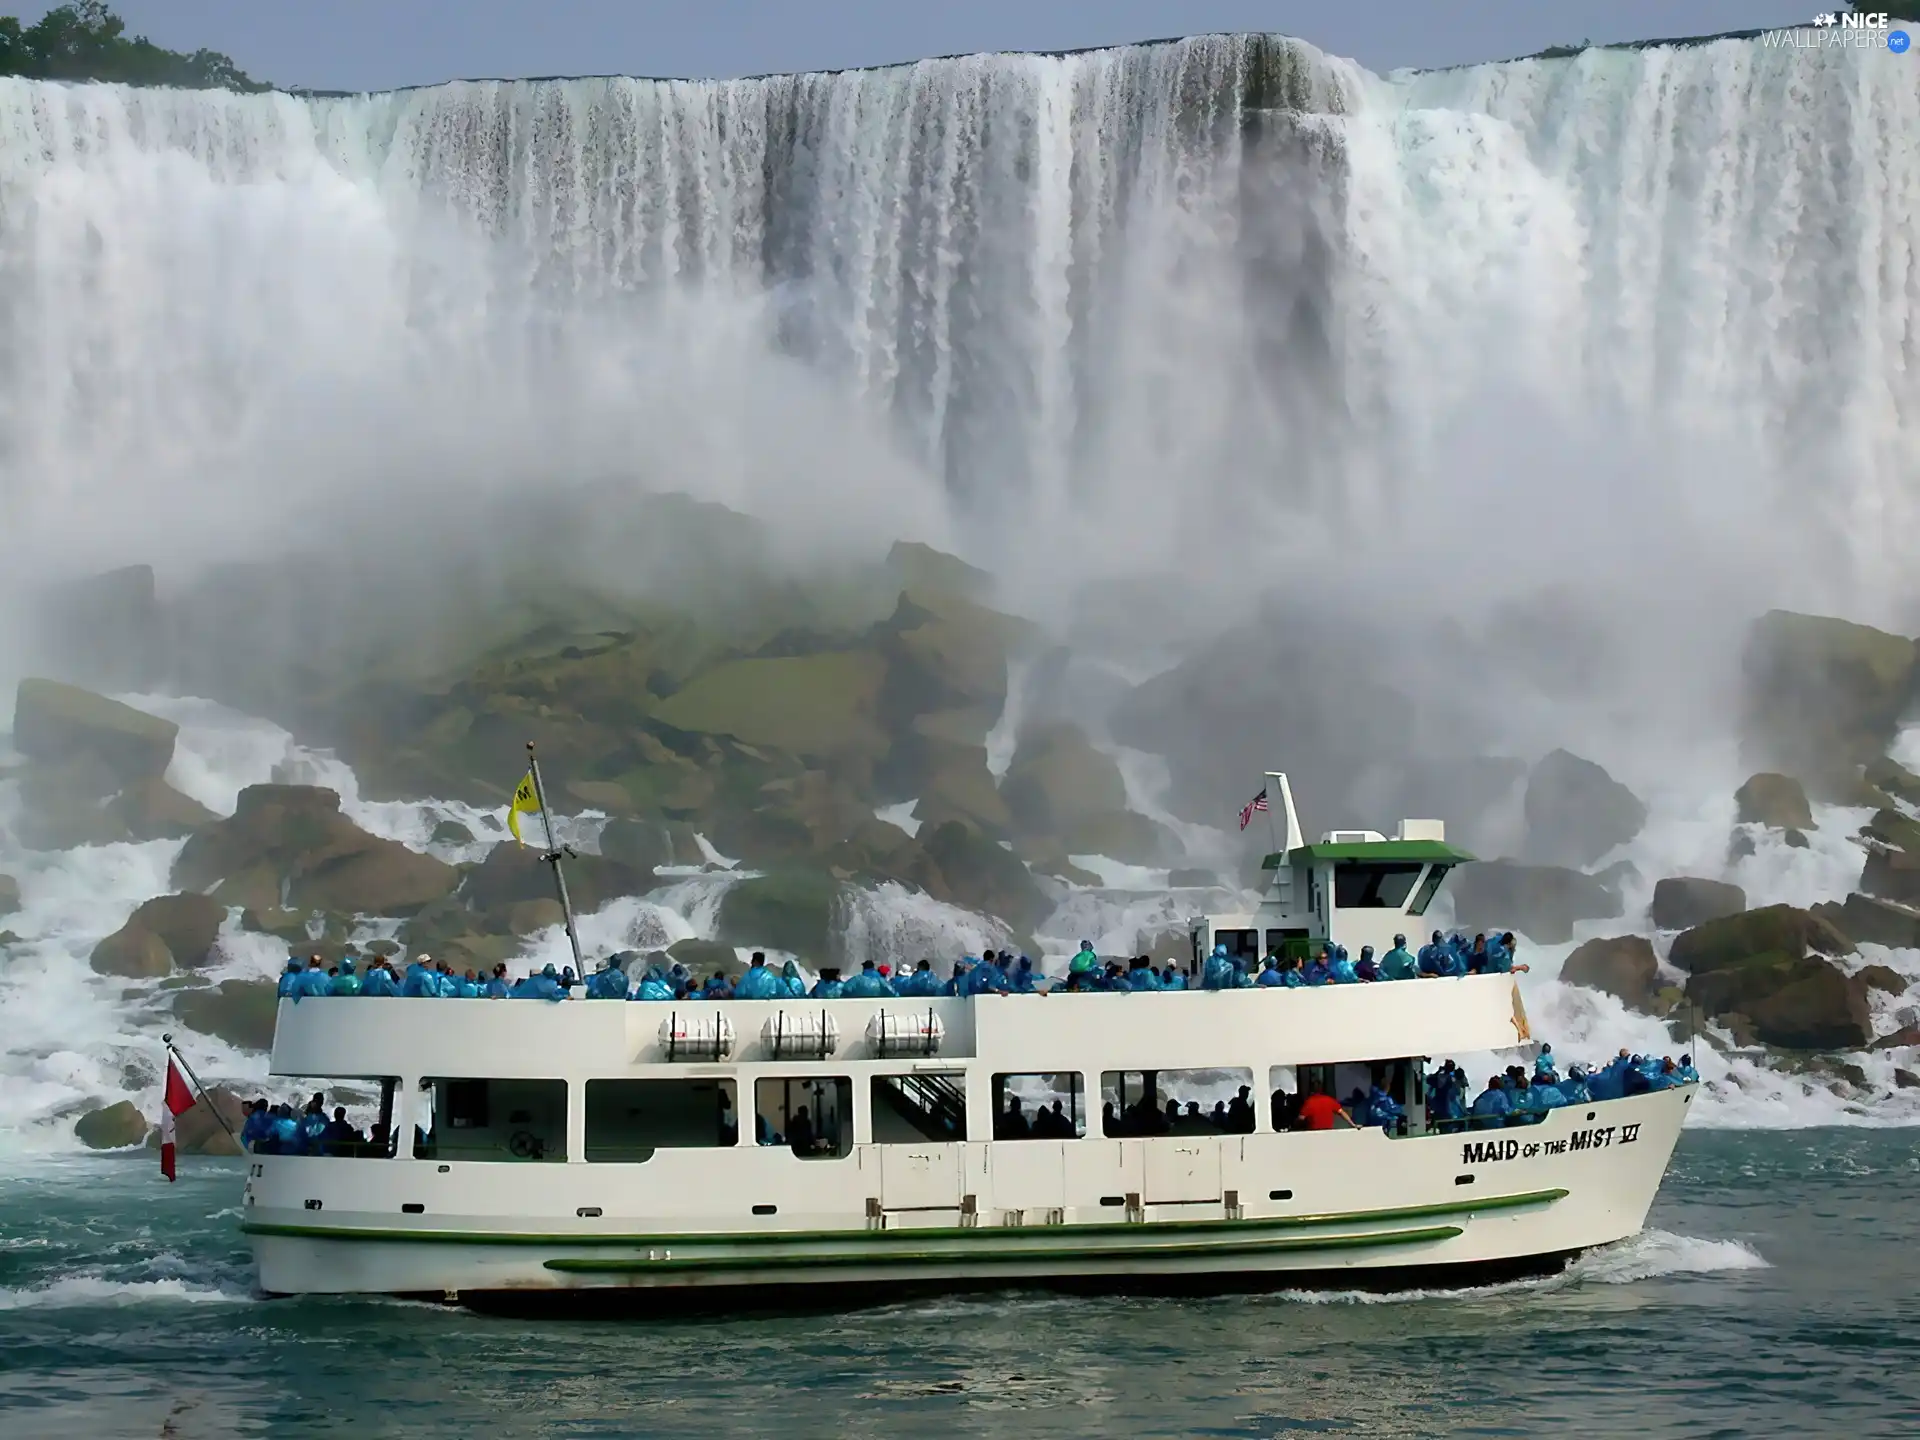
[1239,788,1269,831]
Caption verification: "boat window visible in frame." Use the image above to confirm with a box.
[1100,1068,1256,1137]
[991,1072,1085,1139]
[1407,865,1451,916]
[584,1078,737,1162]
[255,1076,400,1159]
[1214,929,1259,962]
[1332,863,1425,910]
[417,1078,567,1162]
[870,1072,968,1143]
[1264,928,1308,958]
[755,1077,852,1159]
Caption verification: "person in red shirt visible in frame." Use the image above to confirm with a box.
[1296,1089,1351,1131]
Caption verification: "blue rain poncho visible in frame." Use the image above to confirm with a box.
[842,962,895,998]
[1329,950,1360,984]
[1380,943,1417,980]
[968,957,1011,995]
[269,1114,301,1153]
[277,960,304,998]
[511,965,568,1001]
[1301,956,1333,986]
[1201,944,1238,990]
[1280,964,1305,988]
[361,966,400,997]
[733,963,783,999]
[241,1108,274,1151]
[1416,935,1447,976]
[1126,963,1164,992]
[1533,1045,1556,1080]
[896,964,941,997]
[1678,1057,1700,1083]
[1484,936,1514,973]
[634,965,675,1001]
[809,975,845,999]
[296,967,333,999]
[1470,1083,1512,1124]
[1162,968,1189,991]
[1069,942,1100,976]
[940,962,973,997]
[483,974,510,998]
[1533,1082,1567,1112]
[1256,960,1286,987]
[586,964,630,999]
[1009,957,1038,993]
[779,961,808,998]
[329,959,362,996]
[1557,1069,1593,1104]
[401,962,440,997]
[1364,1086,1406,1131]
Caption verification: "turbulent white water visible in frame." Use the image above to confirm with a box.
[0,33,1917,1147]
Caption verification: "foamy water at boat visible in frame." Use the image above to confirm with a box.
[5,697,1920,1151]
[1,1130,1914,1438]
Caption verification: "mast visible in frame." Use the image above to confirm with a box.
[525,741,585,979]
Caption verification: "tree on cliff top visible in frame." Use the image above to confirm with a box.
[0,1,263,89]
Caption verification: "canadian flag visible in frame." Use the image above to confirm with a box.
[159,1054,196,1183]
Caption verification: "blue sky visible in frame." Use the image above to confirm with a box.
[86,0,1828,92]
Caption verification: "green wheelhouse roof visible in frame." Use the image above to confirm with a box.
[1260,840,1477,870]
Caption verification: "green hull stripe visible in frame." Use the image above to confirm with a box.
[539,1225,1465,1274]
[239,1187,1565,1247]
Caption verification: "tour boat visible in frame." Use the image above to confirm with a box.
[238,774,1695,1308]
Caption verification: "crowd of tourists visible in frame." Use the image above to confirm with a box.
[274,928,1529,1004]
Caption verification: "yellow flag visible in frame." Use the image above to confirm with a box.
[507,771,539,846]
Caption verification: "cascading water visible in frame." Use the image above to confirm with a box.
[0,33,1916,1147]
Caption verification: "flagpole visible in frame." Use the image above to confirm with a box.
[159,1034,241,1148]
[525,741,585,981]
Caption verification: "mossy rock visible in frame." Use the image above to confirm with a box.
[240,907,336,945]
[14,764,137,850]
[111,777,218,842]
[0,873,17,918]
[1864,756,1920,808]
[150,1086,247,1157]
[1687,955,1871,1051]
[74,1100,151,1150]
[1733,773,1814,831]
[12,679,178,786]
[715,872,845,960]
[430,819,475,846]
[598,818,677,871]
[1811,893,1920,950]
[919,820,1051,934]
[1003,723,1127,837]
[653,651,888,759]
[915,744,1012,832]
[459,840,654,916]
[1741,611,1919,796]
[1062,809,1175,866]
[89,923,172,978]
[1522,750,1647,868]
[1649,877,1746,931]
[1668,904,1854,975]
[1862,846,1920,907]
[1561,935,1659,1011]
[1857,963,1906,995]
[668,937,740,979]
[127,894,227,969]
[506,899,567,935]
[885,540,989,600]
[173,979,280,1052]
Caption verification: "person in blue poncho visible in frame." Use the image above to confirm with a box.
[1354,945,1378,982]
[700,971,733,999]
[1256,956,1286,986]
[329,957,362,996]
[1069,940,1100,979]
[1557,1064,1592,1105]
[1470,1076,1512,1126]
[241,1100,274,1152]
[1417,931,1447,977]
[970,952,1012,995]
[268,1107,301,1154]
[1439,939,1471,978]
[1622,1057,1654,1096]
[1381,934,1418,980]
[733,953,783,999]
[1364,1084,1406,1133]
[1197,943,1234,990]
[1533,1044,1557,1083]
[511,963,568,1000]
[1009,956,1039,993]
[779,960,808,998]
[809,967,845,999]
[292,957,332,999]
[1301,948,1333,986]
[895,960,940,996]
[941,960,974,997]
[400,955,440,997]
[843,960,895,997]
[631,963,674,1001]
[585,960,629,999]
[1648,1058,1682,1090]
[1329,947,1359,984]
[482,963,510,998]
[277,957,305,998]
[1678,1054,1700,1084]
[1162,964,1189,991]
[1505,1074,1542,1125]
[1533,1076,1567,1113]
[1124,957,1162,991]
[361,961,400,997]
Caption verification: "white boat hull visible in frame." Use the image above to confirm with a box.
[243,1087,1692,1304]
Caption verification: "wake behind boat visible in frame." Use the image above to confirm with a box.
[235,769,1695,1308]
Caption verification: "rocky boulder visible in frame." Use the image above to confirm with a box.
[1448,860,1623,945]
[1650,877,1747,931]
[1734,773,1814,831]
[1560,935,1660,1011]
[1864,756,1920,808]
[918,820,1053,933]
[1858,964,1907,996]
[1669,904,1853,975]
[598,819,677,872]
[111,777,218,842]
[89,922,173,978]
[174,785,458,917]
[127,894,227,969]
[1521,750,1647,868]
[651,651,889,762]
[0,873,17,918]
[1687,956,1872,1051]
[12,679,178,787]
[147,1086,247,1157]
[173,979,280,1052]
[1741,610,1919,796]
[1812,893,1920,951]
[668,937,740,978]
[1861,846,1920,908]
[459,842,653,919]
[1003,724,1127,836]
[74,1100,150,1149]
[715,871,846,959]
